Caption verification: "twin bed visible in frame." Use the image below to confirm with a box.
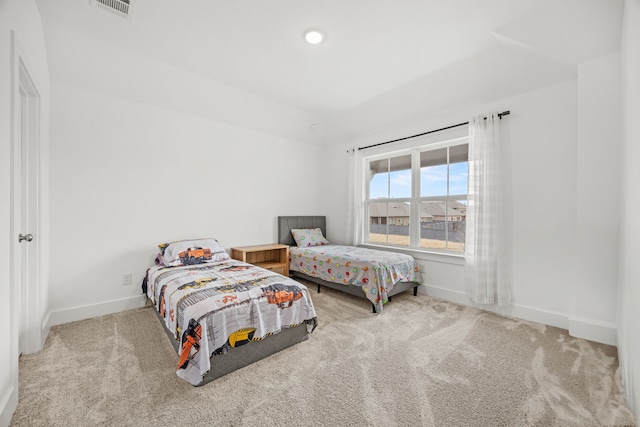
[144,238,317,386]
[278,216,422,313]
[144,216,422,386]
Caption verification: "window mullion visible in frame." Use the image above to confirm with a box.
[445,147,450,250]
[386,158,391,242]
[410,149,420,249]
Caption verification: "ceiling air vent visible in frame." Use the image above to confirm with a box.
[94,0,131,17]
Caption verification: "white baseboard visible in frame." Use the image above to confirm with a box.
[569,316,617,346]
[40,311,51,350]
[423,284,616,346]
[40,287,618,345]
[0,385,17,427]
[616,333,637,416]
[45,295,147,330]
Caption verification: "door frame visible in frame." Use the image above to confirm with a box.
[10,30,43,358]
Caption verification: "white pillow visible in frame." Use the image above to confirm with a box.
[291,228,329,247]
[159,238,229,266]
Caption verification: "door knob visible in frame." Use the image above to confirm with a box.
[19,233,33,243]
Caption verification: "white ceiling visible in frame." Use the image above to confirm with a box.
[35,0,623,143]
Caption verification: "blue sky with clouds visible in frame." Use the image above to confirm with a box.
[370,162,468,198]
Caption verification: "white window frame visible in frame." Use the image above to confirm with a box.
[361,132,469,257]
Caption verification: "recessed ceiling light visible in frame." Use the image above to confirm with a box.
[304,30,324,44]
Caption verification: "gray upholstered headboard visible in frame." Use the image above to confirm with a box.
[278,216,326,246]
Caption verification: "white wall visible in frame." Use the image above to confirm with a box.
[574,53,621,340]
[618,0,640,416]
[327,72,622,345]
[0,1,50,424]
[46,81,326,325]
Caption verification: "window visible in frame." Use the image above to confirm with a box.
[365,139,468,253]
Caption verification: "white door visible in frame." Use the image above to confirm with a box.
[14,87,24,355]
[19,89,30,355]
[16,60,40,355]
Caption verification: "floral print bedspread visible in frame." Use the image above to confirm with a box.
[289,245,422,312]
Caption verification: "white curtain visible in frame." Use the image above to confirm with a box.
[465,112,511,306]
[345,148,364,245]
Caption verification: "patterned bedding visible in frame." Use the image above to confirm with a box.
[145,259,317,385]
[289,245,422,312]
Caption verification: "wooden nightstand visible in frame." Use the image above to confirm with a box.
[231,244,289,276]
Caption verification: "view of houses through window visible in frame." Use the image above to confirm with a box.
[365,140,468,253]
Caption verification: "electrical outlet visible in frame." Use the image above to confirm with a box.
[122,273,132,285]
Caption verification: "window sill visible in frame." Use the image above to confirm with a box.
[359,243,465,266]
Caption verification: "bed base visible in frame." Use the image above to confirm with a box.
[291,271,418,313]
[153,306,310,386]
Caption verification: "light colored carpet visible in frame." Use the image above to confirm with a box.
[11,284,637,427]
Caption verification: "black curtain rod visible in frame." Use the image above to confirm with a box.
[357,110,510,151]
